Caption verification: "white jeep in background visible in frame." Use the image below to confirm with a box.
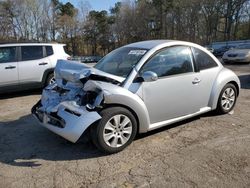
[0,43,69,93]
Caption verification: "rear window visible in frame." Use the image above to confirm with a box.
[192,47,218,70]
[45,46,54,56]
[0,47,17,63]
[63,45,68,54]
[21,46,43,61]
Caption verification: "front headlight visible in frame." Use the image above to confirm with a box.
[238,53,247,57]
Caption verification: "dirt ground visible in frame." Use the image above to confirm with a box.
[0,64,250,188]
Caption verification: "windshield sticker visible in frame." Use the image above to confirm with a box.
[128,50,147,55]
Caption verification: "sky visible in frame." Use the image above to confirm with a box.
[61,0,121,11]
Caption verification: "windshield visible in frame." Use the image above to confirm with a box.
[236,44,250,49]
[94,47,148,77]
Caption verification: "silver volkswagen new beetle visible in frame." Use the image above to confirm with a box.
[32,40,240,153]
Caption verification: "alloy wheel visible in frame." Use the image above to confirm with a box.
[221,87,236,111]
[103,114,132,148]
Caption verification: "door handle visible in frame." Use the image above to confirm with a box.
[5,66,16,69]
[192,78,201,84]
[39,62,48,65]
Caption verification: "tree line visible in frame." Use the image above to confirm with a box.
[0,0,250,56]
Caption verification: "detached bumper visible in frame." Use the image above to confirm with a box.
[32,100,101,143]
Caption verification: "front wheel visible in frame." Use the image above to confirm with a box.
[216,83,237,114]
[91,107,137,154]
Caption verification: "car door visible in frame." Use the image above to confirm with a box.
[191,47,220,108]
[18,45,51,84]
[138,46,202,124]
[0,46,18,87]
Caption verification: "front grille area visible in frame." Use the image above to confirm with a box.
[47,112,66,128]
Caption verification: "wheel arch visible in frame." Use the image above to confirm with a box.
[101,92,151,133]
[208,68,240,110]
[83,81,151,133]
[42,68,54,87]
[228,80,239,97]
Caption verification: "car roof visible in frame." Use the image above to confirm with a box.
[125,40,175,49]
[0,43,65,47]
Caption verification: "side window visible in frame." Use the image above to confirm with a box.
[0,47,17,63]
[21,46,43,61]
[192,47,218,70]
[141,46,194,77]
[45,46,53,56]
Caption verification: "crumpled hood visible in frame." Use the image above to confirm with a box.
[55,60,125,86]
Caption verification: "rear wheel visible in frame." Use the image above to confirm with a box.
[46,73,55,86]
[216,83,237,114]
[91,107,137,154]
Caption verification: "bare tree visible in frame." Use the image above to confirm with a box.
[0,0,250,54]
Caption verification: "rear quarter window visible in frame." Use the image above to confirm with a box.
[21,46,43,61]
[192,47,218,70]
[45,46,54,56]
[63,45,68,54]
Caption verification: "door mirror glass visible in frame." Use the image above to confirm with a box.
[141,71,158,82]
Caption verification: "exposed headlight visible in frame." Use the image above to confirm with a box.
[81,91,99,106]
[81,89,104,110]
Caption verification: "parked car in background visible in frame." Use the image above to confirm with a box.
[32,40,240,154]
[82,56,102,63]
[204,46,214,53]
[213,45,235,57]
[222,44,250,64]
[70,55,102,64]
[0,43,69,93]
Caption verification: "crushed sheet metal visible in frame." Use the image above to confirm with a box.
[83,80,114,107]
[55,60,125,84]
[33,60,127,143]
[57,68,91,84]
[41,103,101,143]
[41,84,83,113]
[83,80,112,95]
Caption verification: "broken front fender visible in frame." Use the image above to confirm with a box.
[83,80,151,133]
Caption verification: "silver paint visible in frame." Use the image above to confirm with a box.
[33,40,240,143]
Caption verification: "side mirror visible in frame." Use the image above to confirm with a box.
[141,71,158,82]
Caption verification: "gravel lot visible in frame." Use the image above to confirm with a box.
[0,64,250,188]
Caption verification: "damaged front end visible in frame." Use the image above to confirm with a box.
[32,60,124,143]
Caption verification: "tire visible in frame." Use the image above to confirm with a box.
[216,83,237,114]
[91,107,137,154]
[45,73,55,86]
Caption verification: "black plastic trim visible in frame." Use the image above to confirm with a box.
[42,68,54,86]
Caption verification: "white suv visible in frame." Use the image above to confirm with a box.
[0,43,69,93]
